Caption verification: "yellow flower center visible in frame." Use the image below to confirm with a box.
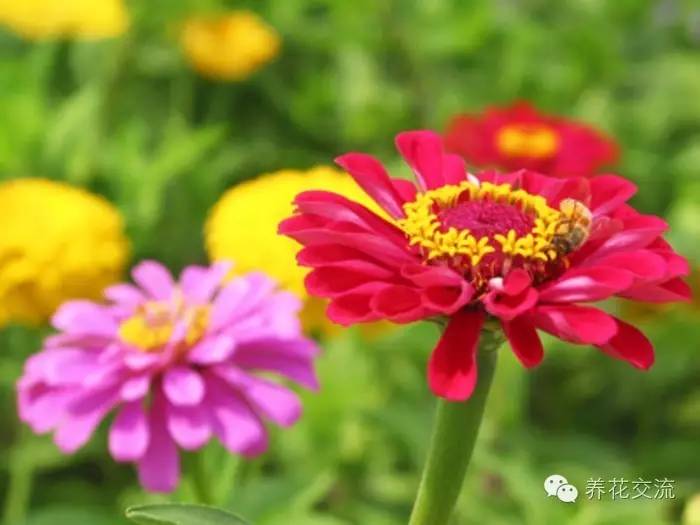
[496,124,559,159]
[118,296,210,352]
[396,181,591,288]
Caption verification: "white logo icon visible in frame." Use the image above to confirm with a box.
[544,474,578,503]
[556,484,578,503]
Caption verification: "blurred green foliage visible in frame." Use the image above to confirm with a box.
[0,0,699,524]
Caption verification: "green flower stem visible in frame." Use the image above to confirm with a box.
[189,452,214,506]
[3,431,34,525]
[408,335,500,525]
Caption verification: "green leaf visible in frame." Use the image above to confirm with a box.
[125,504,251,525]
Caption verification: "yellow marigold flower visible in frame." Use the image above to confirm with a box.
[181,11,280,81]
[685,493,700,525]
[0,0,129,40]
[0,179,129,326]
[205,166,391,336]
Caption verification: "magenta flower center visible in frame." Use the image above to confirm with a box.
[438,199,534,239]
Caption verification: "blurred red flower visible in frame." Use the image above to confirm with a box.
[444,101,619,178]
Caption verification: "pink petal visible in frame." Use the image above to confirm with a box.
[502,316,544,368]
[209,277,255,331]
[597,318,654,370]
[233,339,319,390]
[166,403,212,450]
[120,375,151,401]
[109,401,149,462]
[18,387,76,434]
[215,367,302,427]
[162,367,205,406]
[205,375,268,456]
[54,387,119,453]
[137,391,180,492]
[533,305,617,345]
[131,260,175,300]
[221,272,277,320]
[395,130,446,190]
[26,349,99,386]
[104,284,145,308]
[335,153,407,218]
[179,261,230,303]
[427,309,485,401]
[188,334,237,365]
[123,351,162,371]
[51,301,117,336]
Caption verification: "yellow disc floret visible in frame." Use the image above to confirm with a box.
[119,297,210,352]
[0,0,129,40]
[397,180,575,273]
[181,11,280,81]
[0,178,129,326]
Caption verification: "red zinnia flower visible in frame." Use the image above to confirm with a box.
[279,131,690,401]
[444,101,619,179]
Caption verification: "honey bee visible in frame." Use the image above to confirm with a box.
[551,198,592,255]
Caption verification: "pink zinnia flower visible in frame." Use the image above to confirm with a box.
[279,130,690,401]
[444,101,619,178]
[17,261,319,492]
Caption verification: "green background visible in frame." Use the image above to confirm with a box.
[0,1,699,524]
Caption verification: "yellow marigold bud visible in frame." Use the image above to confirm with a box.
[205,167,391,337]
[0,0,129,40]
[180,11,280,81]
[0,179,129,326]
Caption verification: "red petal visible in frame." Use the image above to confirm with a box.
[305,266,396,298]
[597,318,654,370]
[334,153,407,218]
[483,269,538,321]
[483,287,538,321]
[297,245,383,267]
[538,266,634,303]
[585,250,667,282]
[533,305,617,345]
[395,130,446,190]
[294,191,406,243]
[326,294,381,325]
[427,309,485,401]
[391,178,418,203]
[280,223,415,266]
[443,153,468,185]
[621,277,692,303]
[589,175,637,216]
[369,285,426,323]
[502,316,544,368]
